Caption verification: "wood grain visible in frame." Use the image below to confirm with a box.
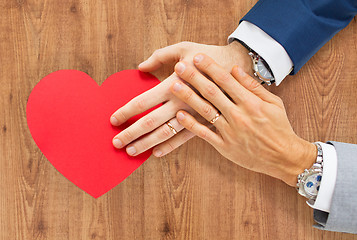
[0,0,356,239]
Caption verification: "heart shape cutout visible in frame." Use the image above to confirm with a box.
[27,70,160,198]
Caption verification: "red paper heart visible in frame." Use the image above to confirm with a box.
[27,70,160,198]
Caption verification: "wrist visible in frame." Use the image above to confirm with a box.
[281,138,317,187]
[226,40,254,77]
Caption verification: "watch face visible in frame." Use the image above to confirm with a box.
[257,58,273,80]
[304,173,322,197]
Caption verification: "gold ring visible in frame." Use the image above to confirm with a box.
[166,121,178,135]
[210,112,221,124]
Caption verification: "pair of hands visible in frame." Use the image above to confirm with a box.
[110,42,316,186]
[110,41,252,157]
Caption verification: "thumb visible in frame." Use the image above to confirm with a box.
[232,66,280,104]
[139,43,182,72]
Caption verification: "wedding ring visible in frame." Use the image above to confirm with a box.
[166,121,178,135]
[209,112,221,124]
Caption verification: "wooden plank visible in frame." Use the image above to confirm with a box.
[0,0,356,239]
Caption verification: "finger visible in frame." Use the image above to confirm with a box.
[125,118,184,156]
[152,114,211,157]
[112,101,177,148]
[170,80,228,129]
[175,110,224,148]
[138,43,183,72]
[152,128,196,157]
[192,53,256,104]
[174,61,235,115]
[110,74,174,126]
[231,66,281,104]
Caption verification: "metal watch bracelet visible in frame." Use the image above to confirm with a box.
[296,142,324,201]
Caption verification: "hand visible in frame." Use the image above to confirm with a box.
[170,53,317,186]
[110,41,253,157]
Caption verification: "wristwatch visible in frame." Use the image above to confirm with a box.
[235,39,275,85]
[296,142,324,202]
[249,52,275,85]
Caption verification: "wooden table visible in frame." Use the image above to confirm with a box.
[1,0,356,239]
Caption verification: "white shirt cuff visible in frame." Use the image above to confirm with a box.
[228,21,293,86]
[306,142,337,213]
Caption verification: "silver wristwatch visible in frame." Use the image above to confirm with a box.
[248,51,275,85]
[296,142,323,202]
[234,39,275,85]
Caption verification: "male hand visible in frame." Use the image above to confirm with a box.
[171,53,317,186]
[110,41,253,157]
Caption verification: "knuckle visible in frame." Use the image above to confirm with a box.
[229,108,242,121]
[217,71,231,83]
[116,110,127,122]
[179,41,190,47]
[187,69,196,81]
[152,49,161,57]
[204,84,217,97]
[183,90,193,102]
[137,140,149,152]
[247,79,261,91]
[202,104,213,117]
[234,115,249,129]
[161,126,172,138]
[176,42,191,56]
[166,141,175,151]
[134,98,146,111]
[216,140,225,149]
[246,99,263,114]
[142,117,155,129]
[201,59,214,70]
[187,121,196,130]
[197,129,208,139]
[239,94,249,105]
[222,124,232,136]
[122,130,134,143]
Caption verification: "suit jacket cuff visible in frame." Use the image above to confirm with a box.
[228,21,293,86]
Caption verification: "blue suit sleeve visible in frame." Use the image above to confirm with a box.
[241,0,357,74]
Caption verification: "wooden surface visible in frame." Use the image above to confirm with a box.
[0,0,356,239]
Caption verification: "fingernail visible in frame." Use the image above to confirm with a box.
[113,138,123,148]
[138,62,145,68]
[194,54,204,63]
[126,146,137,156]
[238,67,246,77]
[110,116,119,126]
[177,112,185,121]
[173,82,182,92]
[154,150,163,157]
[175,62,186,74]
